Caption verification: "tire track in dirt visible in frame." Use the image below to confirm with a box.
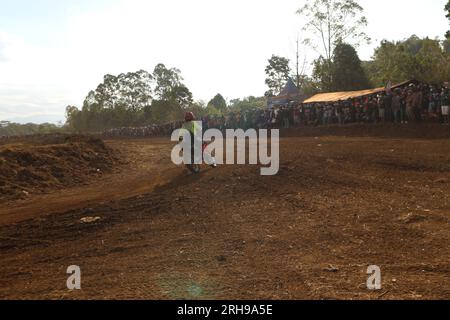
[0,135,449,299]
[0,139,178,225]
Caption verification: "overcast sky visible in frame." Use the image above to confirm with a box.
[0,0,448,124]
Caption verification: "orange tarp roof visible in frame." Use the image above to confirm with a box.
[303,87,385,103]
[303,80,414,104]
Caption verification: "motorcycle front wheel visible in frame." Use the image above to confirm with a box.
[186,164,201,174]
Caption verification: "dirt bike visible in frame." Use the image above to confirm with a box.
[186,141,214,174]
[186,163,201,174]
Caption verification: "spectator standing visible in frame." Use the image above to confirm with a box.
[377,93,386,123]
[392,89,402,124]
[441,88,450,125]
[385,92,393,122]
[405,89,415,123]
[413,86,423,121]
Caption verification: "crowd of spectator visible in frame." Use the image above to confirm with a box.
[202,83,450,130]
[103,121,183,138]
[102,82,449,138]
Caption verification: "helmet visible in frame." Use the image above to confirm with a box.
[185,112,195,122]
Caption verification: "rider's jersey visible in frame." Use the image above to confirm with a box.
[181,121,201,137]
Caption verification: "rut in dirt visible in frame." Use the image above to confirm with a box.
[0,134,449,299]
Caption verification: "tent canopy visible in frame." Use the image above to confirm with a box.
[268,79,303,108]
[279,78,300,97]
[271,79,302,101]
[303,80,415,104]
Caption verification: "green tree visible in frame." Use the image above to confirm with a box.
[297,0,369,61]
[152,63,182,101]
[205,104,222,117]
[312,56,333,91]
[65,105,82,131]
[146,84,193,123]
[117,70,154,112]
[151,64,193,120]
[228,96,266,115]
[169,84,193,109]
[364,40,412,85]
[415,39,450,84]
[297,0,369,90]
[187,101,208,118]
[329,43,370,91]
[446,0,450,39]
[0,122,62,137]
[86,70,153,112]
[367,36,450,86]
[67,64,194,131]
[443,39,450,54]
[148,100,182,124]
[207,94,227,112]
[77,70,153,130]
[299,76,321,96]
[265,55,291,96]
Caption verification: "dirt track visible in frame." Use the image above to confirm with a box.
[0,127,449,300]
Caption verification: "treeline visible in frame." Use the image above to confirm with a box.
[65,64,193,132]
[365,36,450,86]
[65,62,267,132]
[0,121,63,137]
[265,36,450,97]
[318,36,450,92]
[66,38,450,133]
[264,0,450,96]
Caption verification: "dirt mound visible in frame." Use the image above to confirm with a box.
[0,135,118,202]
[0,133,104,146]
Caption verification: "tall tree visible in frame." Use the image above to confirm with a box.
[207,94,227,112]
[83,70,153,113]
[117,70,154,112]
[169,84,193,110]
[152,63,183,101]
[265,55,291,96]
[297,0,369,89]
[330,43,369,91]
[312,56,333,91]
[67,64,194,131]
[151,63,193,116]
[297,0,369,61]
[446,0,450,39]
[147,100,182,125]
[65,105,81,131]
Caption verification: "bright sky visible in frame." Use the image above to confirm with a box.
[0,0,448,124]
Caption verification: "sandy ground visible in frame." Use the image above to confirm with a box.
[0,129,449,300]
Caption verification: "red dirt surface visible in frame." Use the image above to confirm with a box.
[0,125,449,300]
